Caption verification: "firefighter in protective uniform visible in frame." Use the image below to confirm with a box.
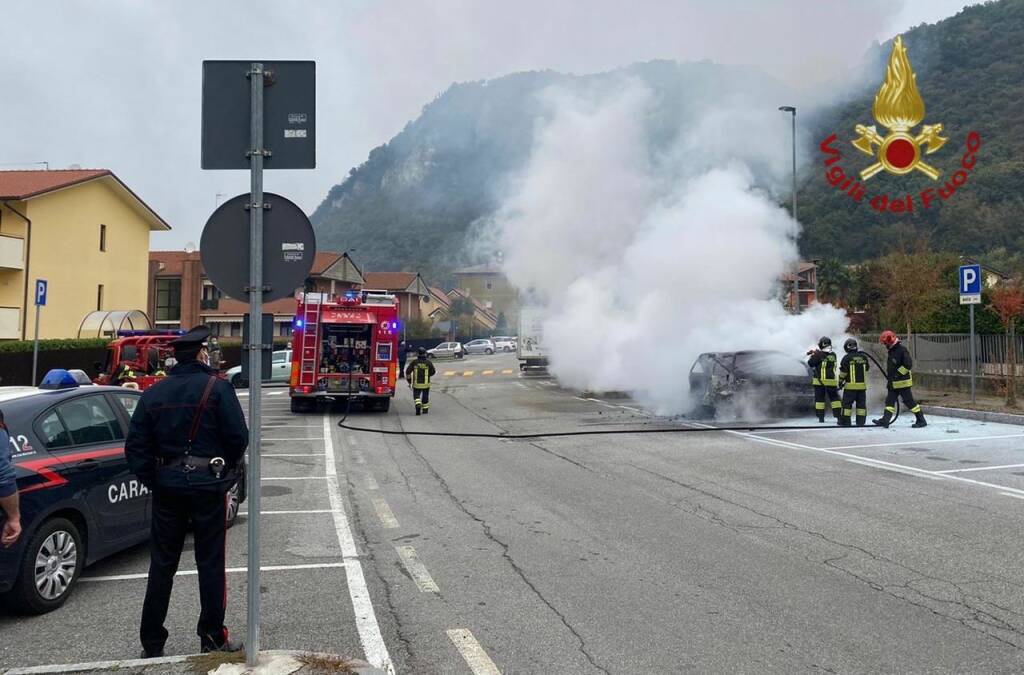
[874,330,927,428]
[807,337,841,422]
[406,347,436,415]
[125,325,248,657]
[838,338,870,427]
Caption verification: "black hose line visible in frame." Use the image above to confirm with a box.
[334,349,902,439]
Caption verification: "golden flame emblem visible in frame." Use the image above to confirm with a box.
[852,36,947,180]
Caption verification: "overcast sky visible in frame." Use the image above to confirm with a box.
[0,0,982,249]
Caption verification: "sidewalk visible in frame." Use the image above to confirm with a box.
[917,387,1024,426]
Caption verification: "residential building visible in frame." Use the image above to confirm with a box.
[362,272,431,328]
[452,264,519,327]
[0,169,170,339]
[428,288,498,337]
[781,261,818,311]
[148,250,364,337]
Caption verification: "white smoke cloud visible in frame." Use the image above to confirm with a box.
[494,78,849,414]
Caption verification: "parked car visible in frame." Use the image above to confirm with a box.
[227,349,292,388]
[463,339,496,355]
[0,369,247,614]
[688,350,813,416]
[427,342,464,359]
[491,336,517,352]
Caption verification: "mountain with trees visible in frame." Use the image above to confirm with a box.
[312,0,1024,284]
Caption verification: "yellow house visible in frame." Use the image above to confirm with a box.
[0,170,170,339]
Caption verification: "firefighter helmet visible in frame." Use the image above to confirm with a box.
[418,347,427,356]
[818,336,832,350]
[879,330,899,347]
[844,338,858,353]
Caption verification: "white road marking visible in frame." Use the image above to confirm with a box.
[323,414,394,674]
[515,382,529,389]
[936,463,1024,474]
[268,390,286,396]
[366,475,380,490]
[239,509,340,516]
[704,423,1024,499]
[823,432,1024,451]
[261,476,328,481]
[261,437,324,441]
[262,453,327,457]
[395,545,440,592]
[82,562,348,583]
[447,629,502,675]
[845,458,943,480]
[1000,492,1024,500]
[372,498,400,528]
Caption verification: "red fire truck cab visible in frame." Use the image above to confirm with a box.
[289,291,401,413]
[93,330,184,390]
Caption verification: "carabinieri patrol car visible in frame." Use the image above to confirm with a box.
[0,370,246,614]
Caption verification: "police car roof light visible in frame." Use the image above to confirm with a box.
[39,369,80,390]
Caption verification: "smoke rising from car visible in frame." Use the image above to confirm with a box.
[491,78,849,415]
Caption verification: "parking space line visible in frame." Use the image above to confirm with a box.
[728,426,1024,498]
[1000,492,1024,501]
[261,437,324,441]
[372,498,400,528]
[447,629,502,675]
[82,561,349,583]
[239,509,340,516]
[268,391,286,396]
[936,463,1024,474]
[823,432,1024,451]
[323,415,394,673]
[846,458,943,480]
[261,476,328,481]
[395,545,440,592]
[263,453,327,457]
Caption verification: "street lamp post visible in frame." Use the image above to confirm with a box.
[779,105,799,313]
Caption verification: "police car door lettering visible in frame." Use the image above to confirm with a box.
[9,433,34,457]
[108,479,149,503]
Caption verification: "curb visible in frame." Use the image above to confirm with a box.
[1,650,385,675]
[922,404,1024,427]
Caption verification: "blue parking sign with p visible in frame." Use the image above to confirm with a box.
[959,265,982,295]
[35,279,47,306]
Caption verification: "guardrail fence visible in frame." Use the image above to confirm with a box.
[859,333,1024,376]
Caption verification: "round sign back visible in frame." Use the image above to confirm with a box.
[200,192,317,302]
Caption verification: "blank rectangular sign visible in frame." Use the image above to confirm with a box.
[202,60,316,170]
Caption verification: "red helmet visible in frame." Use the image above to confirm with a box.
[879,330,899,347]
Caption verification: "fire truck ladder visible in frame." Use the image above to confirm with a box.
[299,298,323,388]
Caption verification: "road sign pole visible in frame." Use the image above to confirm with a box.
[970,302,977,404]
[245,62,265,668]
[31,304,41,385]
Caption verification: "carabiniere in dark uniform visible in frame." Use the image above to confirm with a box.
[125,325,248,658]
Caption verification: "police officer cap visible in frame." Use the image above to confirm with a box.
[170,325,211,357]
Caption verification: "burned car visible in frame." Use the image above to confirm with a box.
[688,350,813,416]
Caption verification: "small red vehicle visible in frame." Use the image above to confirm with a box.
[289,291,401,413]
[92,330,184,390]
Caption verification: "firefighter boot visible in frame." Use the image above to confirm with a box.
[872,410,893,427]
[837,411,852,427]
[415,398,422,416]
[912,410,927,428]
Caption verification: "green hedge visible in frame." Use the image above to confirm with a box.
[0,338,111,354]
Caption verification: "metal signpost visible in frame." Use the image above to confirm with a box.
[960,264,982,403]
[32,279,47,385]
[201,60,315,667]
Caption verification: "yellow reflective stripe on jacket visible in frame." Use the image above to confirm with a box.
[411,363,431,389]
[892,376,913,388]
[897,366,910,375]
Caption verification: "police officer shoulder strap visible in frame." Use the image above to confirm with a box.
[186,376,218,453]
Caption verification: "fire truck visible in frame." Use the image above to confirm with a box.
[289,291,401,413]
[93,330,184,390]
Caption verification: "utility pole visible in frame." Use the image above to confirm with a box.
[779,105,799,313]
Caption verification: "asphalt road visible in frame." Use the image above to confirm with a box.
[5,350,1024,673]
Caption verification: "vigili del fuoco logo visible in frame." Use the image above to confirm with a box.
[819,35,981,214]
